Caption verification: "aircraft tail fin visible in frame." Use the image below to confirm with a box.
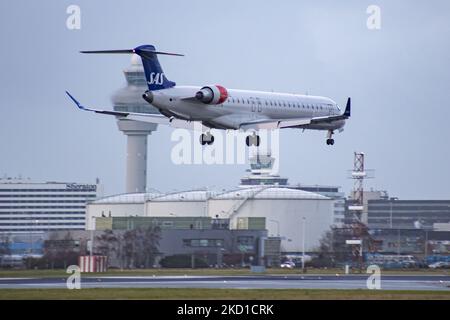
[343,97,351,117]
[81,45,183,91]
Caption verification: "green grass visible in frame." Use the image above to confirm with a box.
[0,288,449,300]
[0,268,448,278]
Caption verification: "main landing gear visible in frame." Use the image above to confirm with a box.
[199,132,261,147]
[326,130,335,145]
[200,132,214,145]
[246,134,260,147]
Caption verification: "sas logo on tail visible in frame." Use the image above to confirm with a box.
[148,72,165,85]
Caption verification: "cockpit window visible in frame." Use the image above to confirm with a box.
[336,105,341,111]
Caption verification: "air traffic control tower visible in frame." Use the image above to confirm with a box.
[111,55,158,193]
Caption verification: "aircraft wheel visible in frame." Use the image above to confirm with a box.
[246,135,260,147]
[200,134,207,145]
[200,133,214,145]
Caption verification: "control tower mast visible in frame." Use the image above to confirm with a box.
[111,55,159,193]
[347,152,374,222]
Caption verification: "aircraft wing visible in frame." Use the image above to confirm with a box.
[239,118,312,130]
[65,91,203,130]
[239,98,351,130]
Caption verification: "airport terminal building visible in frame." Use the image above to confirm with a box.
[0,178,102,234]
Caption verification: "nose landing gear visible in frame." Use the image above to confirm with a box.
[326,130,335,145]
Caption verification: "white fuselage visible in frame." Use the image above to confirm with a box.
[149,86,345,131]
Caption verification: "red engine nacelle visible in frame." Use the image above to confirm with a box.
[195,85,228,104]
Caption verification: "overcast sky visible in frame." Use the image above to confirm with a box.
[1,0,449,199]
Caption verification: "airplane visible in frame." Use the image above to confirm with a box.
[66,44,350,146]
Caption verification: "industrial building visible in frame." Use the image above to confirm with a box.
[86,153,340,254]
[0,178,102,234]
[87,187,334,254]
[367,199,450,230]
[93,215,278,267]
[368,228,450,255]
[364,198,450,256]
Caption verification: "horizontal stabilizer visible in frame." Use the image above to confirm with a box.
[80,48,184,57]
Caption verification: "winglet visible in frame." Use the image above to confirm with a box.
[343,97,351,117]
[65,91,85,110]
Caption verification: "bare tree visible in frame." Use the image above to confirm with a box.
[94,227,161,269]
[95,229,119,265]
[314,223,374,268]
[120,226,161,269]
[0,234,11,255]
[42,232,79,269]
[141,226,161,268]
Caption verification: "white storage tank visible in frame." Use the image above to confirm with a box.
[145,190,210,217]
[208,187,334,252]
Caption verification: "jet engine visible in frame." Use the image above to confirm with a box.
[195,85,228,104]
[142,90,154,104]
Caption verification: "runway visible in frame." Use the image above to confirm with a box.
[1,274,450,291]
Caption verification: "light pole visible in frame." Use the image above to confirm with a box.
[269,219,280,237]
[90,216,96,258]
[30,219,38,255]
[29,215,32,255]
[389,201,393,229]
[301,217,306,272]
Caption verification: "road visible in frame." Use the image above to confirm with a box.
[1,274,450,291]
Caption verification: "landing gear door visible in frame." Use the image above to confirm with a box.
[249,97,258,120]
[256,97,262,112]
[250,97,256,113]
